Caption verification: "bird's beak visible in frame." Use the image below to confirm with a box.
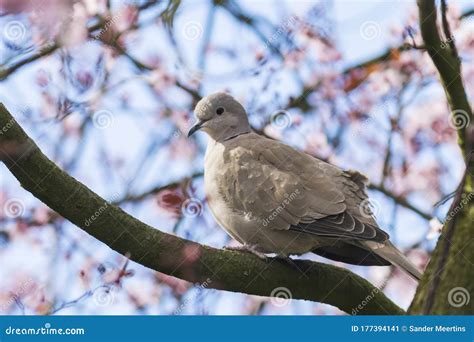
[187,120,205,137]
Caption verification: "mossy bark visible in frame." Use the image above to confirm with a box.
[409,0,473,315]
[409,180,473,314]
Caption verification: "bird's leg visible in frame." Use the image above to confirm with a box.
[223,244,268,260]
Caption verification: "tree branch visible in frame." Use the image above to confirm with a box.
[0,42,58,80]
[286,7,474,110]
[417,0,472,157]
[113,172,203,205]
[367,183,432,221]
[0,103,403,315]
[0,2,156,81]
[409,0,473,315]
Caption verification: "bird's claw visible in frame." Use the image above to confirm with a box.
[274,254,299,268]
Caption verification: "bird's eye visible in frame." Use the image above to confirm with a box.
[216,107,224,115]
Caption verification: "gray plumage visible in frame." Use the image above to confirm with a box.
[188,92,422,280]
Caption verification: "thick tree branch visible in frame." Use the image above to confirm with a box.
[0,103,403,315]
[417,0,473,157]
[409,0,473,315]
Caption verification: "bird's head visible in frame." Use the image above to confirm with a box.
[188,92,251,141]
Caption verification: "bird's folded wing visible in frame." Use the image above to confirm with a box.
[291,212,389,242]
[222,134,389,242]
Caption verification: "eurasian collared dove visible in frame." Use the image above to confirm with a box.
[188,92,423,281]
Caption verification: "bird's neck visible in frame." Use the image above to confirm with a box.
[208,125,251,143]
[223,129,251,142]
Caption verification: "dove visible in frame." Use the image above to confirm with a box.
[188,92,423,280]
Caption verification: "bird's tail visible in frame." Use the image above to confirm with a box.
[364,241,423,281]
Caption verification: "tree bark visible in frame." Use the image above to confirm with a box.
[409,0,473,315]
[0,104,403,315]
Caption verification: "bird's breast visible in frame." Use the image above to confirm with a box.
[204,143,251,243]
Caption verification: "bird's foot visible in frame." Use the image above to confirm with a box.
[223,244,268,260]
[274,254,293,263]
[273,253,302,270]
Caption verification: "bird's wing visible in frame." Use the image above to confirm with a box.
[221,133,389,243]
